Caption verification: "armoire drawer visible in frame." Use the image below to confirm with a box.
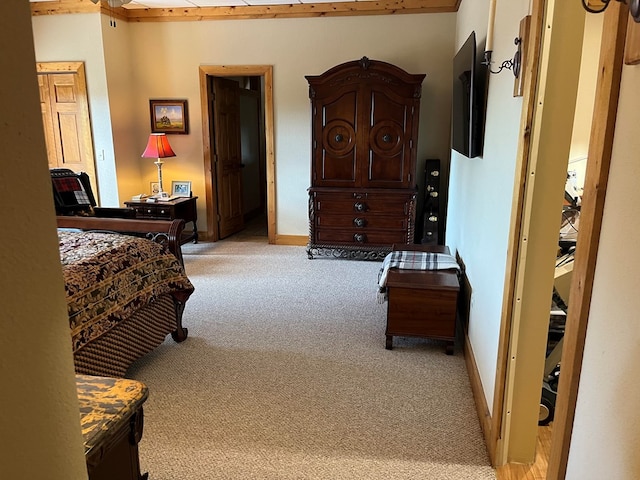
[313,191,413,216]
[315,213,408,230]
[314,228,411,245]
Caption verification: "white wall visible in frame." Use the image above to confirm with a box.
[33,13,456,235]
[565,60,640,480]
[1,1,87,478]
[31,13,121,207]
[128,15,457,234]
[102,14,145,204]
[450,0,529,412]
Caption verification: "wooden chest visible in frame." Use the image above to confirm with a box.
[385,245,459,354]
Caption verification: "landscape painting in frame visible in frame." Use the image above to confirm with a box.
[150,99,189,134]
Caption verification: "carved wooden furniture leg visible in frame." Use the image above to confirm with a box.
[170,291,190,342]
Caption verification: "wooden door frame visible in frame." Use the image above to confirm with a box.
[199,65,275,243]
[488,0,627,475]
[546,4,627,478]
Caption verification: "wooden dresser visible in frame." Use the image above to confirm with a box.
[305,57,425,260]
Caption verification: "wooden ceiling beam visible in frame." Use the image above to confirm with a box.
[31,0,461,21]
[31,0,100,16]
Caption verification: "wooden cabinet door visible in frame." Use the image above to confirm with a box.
[308,58,423,190]
[363,84,419,189]
[311,86,359,188]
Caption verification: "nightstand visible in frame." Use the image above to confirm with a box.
[124,196,198,244]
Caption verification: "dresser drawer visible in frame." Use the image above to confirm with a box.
[131,205,172,219]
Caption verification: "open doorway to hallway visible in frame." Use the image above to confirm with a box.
[198,65,275,244]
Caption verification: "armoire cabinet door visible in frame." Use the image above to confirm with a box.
[311,88,359,187]
[308,58,424,190]
[364,85,419,189]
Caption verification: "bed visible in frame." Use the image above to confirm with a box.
[56,216,195,377]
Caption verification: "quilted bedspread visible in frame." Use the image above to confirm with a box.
[59,230,194,352]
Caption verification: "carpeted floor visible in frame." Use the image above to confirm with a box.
[127,235,496,479]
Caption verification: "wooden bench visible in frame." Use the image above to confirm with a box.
[384,244,460,354]
[77,374,149,480]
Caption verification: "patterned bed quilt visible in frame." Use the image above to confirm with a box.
[58,230,194,352]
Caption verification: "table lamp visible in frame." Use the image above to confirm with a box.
[141,133,176,197]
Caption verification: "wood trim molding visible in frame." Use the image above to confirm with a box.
[31,0,460,21]
[464,326,494,462]
[274,235,308,246]
[490,0,545,466]
[36,61,84,73]
[199,65,276,244]
[31,0,99,16]
[546,3,627,479]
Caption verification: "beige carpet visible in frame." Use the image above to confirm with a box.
[127,236,496,479]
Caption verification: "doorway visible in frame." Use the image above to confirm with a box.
[37,61,97,198]
[493,1,627,477]
[198,65,275,243]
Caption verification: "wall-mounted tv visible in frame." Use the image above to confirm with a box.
[452,31,487,158]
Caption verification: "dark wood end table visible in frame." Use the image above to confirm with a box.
[125,196,198,244]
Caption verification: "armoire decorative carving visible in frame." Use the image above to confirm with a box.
[305,57,426,260]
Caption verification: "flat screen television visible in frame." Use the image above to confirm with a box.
[452,31,487,158]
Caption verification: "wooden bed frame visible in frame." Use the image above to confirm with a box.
[56,216,192,377]
[57,216,186,266]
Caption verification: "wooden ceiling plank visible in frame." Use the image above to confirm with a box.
[30,0,460,20]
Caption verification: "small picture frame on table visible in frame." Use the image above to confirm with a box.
[149,99,189,134]
[171,181,192,198]
[150,182,161,195]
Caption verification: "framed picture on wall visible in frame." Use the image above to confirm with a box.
[149,99,189,134]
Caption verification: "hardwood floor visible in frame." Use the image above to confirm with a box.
[226,214,268,241]
[496,425,552,480]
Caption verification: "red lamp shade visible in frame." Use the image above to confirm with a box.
[141,133,176,159]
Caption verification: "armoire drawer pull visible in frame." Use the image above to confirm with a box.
[353,233,366,243]
[354,202,366,212]
[353,217,366,227]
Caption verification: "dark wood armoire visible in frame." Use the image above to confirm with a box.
[305,57,426,260]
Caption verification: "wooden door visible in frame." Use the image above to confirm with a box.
[211,76,244,239]
[37,62,97,197]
